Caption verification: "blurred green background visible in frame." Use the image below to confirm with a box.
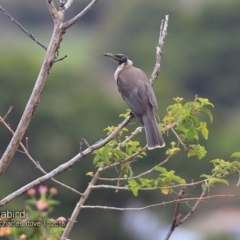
[1,0,240,239]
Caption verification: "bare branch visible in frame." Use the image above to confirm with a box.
[2,106,13,120]
[59,0,66,9]
[81,194,233,211]
[0,115,132,207]
[0,5,47,51]
[0,115,82,195]
[64,0,99,29]
[164,187,185,240]
[51,54,68,64]
[0,6,66,176]
[150,15,169,84]
[45,0,59,20]
[164,188,207,240]
[179,188,207,225]
[64,0,74,10]
[99,155,171,182]
[171,128,189,151]
[61,168,102,239]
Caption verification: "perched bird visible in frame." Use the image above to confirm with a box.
[103,53,165,150]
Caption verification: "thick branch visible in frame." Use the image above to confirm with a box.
[150,15,169,85]
[45,0,59,20]
[0,15,65,176]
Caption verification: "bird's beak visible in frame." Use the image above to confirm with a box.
[103,53,120,63]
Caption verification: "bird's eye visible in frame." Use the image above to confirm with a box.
[120,56,127,64]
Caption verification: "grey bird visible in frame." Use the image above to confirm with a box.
[103,53,165,150]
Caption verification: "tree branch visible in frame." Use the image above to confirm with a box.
[0,0,69,177]
[150,15,169,85]
[164,187,185,240]
[64,0,99,29]
[0,5,47,51]
[63,0,74,10]
[0,115,82,196]
[61,168,102,240]
[179,188,207,225]
[80,194,233,211]
[0,115,132,207]
[45,0,59,20]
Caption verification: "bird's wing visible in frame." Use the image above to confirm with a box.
[117,76,147,117]
[145,84,159,118]
[117,66,160,121]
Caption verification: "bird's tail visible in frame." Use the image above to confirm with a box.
[142,111,165,150]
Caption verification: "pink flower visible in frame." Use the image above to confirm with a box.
[27,188,36,196]
[38,185,48,194]
[36,199,49,210]
[56,216,67,223]
[49,187,58,195]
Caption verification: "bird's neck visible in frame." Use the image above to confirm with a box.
[114,60,133,81]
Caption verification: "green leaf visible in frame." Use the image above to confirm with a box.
[154,166,168,174]
[200,174,212,179]
[231,152,240,158]
[119,109,131,118]
[211,178,229,185]
[173,97,184,103]
[139,178,153,188]
[185,115,200,125]
[186,128,198,141]
[127,179,140,196]
[112,148,127,159]
[93,154,101,165]
[201,128,208,140]
[166,148,180,155]
[196,98,214,108]
[102,147,110,162]
[199,107,213,122]
[188,144,207,159]
[175,124,187,133]
[86,172,94,177]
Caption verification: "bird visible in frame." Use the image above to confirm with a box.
[103,53,165,150]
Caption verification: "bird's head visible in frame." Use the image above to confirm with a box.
[103,53,129,65]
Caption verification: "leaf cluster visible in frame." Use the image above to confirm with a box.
[91,97,240,200]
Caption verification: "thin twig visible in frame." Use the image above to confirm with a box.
[2,106,13,120]
[179,188,207,225]
[99,155,171,182]
[0,5,47,51]
[118,127,143,147]
[171,128,188,151]
[51,55,68,64]
[0,115,82,196]
[80,194,233,211]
